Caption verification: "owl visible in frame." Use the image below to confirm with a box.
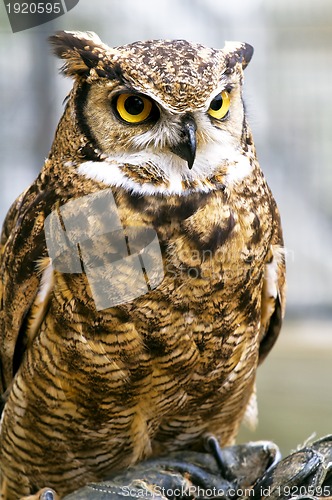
[0,31,285,499]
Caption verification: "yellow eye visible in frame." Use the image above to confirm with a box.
[115,93,153,123]
[208,90,230,120]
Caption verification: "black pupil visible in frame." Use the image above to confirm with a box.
[124,96,145,115]
[210,94,223,111]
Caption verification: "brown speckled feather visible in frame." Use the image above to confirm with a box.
[0,31,285,499]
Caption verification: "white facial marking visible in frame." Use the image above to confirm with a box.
[225,154,252,185]
[77,156,165,196]
[76,142,252,196]
[74,108,252,195]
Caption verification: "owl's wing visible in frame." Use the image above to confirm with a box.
[0,187,51,399]
[242,242,285,430]
[258,244,286,365]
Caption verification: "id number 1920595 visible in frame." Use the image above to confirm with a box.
[5,2,62,14]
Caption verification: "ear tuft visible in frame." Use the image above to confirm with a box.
[49,31,107,77]
[223,41,254,71]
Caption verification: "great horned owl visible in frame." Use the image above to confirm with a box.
[0,31,285,498]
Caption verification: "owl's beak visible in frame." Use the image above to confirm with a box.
[171,115,197,169]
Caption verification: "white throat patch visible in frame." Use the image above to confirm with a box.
[75,143,252,196]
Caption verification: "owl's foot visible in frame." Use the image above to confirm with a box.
[204,433,281,485]
[63,441,280,499]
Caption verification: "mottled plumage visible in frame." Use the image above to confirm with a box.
[0,31,285,498]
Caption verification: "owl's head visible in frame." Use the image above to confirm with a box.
[50,31,254,195]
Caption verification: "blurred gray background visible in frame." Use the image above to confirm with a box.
[0,0,331,455]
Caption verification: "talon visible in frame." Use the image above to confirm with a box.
[263,441,282,471]
[204,434,232,479]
